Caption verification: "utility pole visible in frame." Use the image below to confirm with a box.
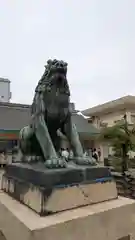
[122,114,128,174]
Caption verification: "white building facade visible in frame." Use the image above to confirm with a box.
[82,95,135,159]
[0,78,11,102]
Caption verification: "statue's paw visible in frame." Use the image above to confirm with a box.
[45,158,67,169]
[74,157,97,166]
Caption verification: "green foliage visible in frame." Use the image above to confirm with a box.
[99,119,135,151]
[99,116,135,172]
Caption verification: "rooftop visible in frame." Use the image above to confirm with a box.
[0,101,99,137]
[82,95,135,116]
[0,78,10,83]
[0,101,30,109]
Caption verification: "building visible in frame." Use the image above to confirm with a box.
[0,102,30,151]
[0,101,99,152]
[0,78,11,103]
[82,95,135,157]
[82,95,135,128]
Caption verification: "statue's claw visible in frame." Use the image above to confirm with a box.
[73,157,97,166]
[45,158,67,169]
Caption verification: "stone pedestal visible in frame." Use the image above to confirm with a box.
[2,163,117,215]
[0,192,135,240]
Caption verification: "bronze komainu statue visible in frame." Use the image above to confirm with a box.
[19,59,95,168]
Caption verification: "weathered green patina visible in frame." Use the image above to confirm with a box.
[19,59,96,168]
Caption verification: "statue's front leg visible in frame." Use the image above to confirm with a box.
[34,114,67,168]
[64,116,96,166]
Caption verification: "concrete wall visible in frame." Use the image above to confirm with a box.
[92,109,135,128]
[0,80,11,102]
[89,108,135,159]
[100,111,125,127]
[90,111,125,159]
[0,193,135,240]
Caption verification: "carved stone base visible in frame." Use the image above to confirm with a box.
[2,163,118,215]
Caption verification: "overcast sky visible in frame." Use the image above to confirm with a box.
[0,0,135,110]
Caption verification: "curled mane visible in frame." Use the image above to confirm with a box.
[31,59,70,116]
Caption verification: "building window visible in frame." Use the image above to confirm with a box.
[131,115,135,123]
[114,120,121,124]
[100,122,108,128]
[88,118,93,123]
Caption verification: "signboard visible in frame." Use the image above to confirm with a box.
[0,130,19,140]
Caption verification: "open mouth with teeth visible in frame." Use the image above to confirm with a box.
[47,62,70,95]
[57,73,66,83]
